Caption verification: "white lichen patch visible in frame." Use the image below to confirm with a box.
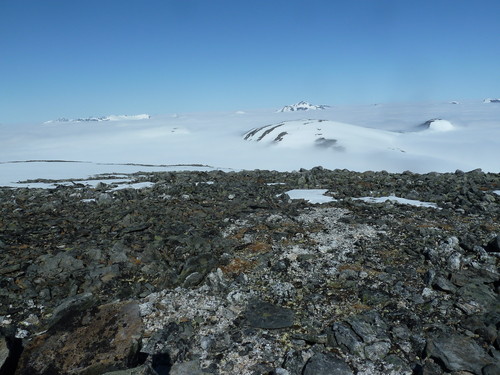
[139,206,385,373]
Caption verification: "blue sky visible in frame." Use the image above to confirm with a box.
[1,0,499,123]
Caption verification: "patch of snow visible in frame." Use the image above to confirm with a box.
[354,195,439,208]
[84,179,132,187]
[106,114,150,121]
[493,190,500,196]
[15,328,29,339]
[284,189,336,204]
[111,181,155,190]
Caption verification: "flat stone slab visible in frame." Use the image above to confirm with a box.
[425,333,493,374]
[245,299,295,329]
[303,352,354,375]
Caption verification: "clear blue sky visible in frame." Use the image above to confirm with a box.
[1,0,499,123]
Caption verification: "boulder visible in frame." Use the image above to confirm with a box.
[0,335,22,375]
[302,352,353,375]
[425,333,493,374]
[16,301,143,375]
[485,235,500,253]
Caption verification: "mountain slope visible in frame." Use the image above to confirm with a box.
[244,119,399,153]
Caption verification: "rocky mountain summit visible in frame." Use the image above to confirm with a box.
[277,101,329,112]
[1,168,499,374]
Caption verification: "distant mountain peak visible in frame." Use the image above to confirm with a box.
[483,98,500,103]
[278,101,330,112]
[44,114,150,124]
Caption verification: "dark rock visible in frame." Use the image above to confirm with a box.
[98,193,113,204]
[109,241,130,263]
[425,333,493,373]
[177,253,215,285]
[328,311,391,360]
[169,359,204,375]
[302,352,353,375]
[0,334,22,375]
[28,252,84,279]
[411,334,428,358]
[0,334,23,375]
[348,311,389,344]
[364,341,391,361]
[384,354,409,372]
[16,301,143,375]
[485,235,500,253]
[329,323,364,357]
[102,364,159,375]
[423,269,436,286]
[245,299,294,329]
[141,321,194,364]
[432,276,457,293]
[457,283,499,312]
[182,272,204,288]
[358,289,392,306]
[483,363,500,375]
[47,292,95,328]
[248,362,275,374]
[0,336,8,369]
[391,325,411,341]
[281,350,307,375]
[0,263,21,276]
[414,359,445,375]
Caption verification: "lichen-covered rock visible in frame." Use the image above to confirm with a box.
[16,301,143,375]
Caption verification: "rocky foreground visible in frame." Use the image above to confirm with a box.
[0,168,499,375]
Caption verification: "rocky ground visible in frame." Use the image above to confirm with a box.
[0,168,499,375]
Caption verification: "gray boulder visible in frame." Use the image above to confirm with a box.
[425,333,493,374]
[302,352,353,375]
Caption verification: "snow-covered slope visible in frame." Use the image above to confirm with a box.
[244,119,398,153]
[277,101,329,112]
[416,119,455,132]
[1,100,500,187]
